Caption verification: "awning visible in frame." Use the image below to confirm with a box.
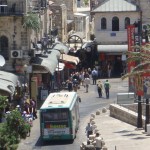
[60,54,80,65]
[0,71,19,95]
[0,80,15,94]
[32,50,59,74]
[52,42,69,54]
[56,63,65,71]
[97,45,128,53]
[0,71,19,86]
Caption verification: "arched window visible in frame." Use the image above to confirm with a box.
[112,16,119,31]
[125,17,130,29]
[0,0,7,5]
[101,17,107,30]
[0,36,9,60]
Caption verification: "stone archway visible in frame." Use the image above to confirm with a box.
[0,35,9,60]
[67,34,83,52]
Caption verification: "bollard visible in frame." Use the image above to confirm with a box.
[96,110,101,115]
[89,134,95,140]
[92,124,97,129]
[101,140,105,146]
[84,144,95,150]
[94,129,99,134]
[102,107,107,113]
[91,113,95,118]
[90,117,94,122]
[91,120,95,125]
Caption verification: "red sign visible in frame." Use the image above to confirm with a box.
[127,25,135,52]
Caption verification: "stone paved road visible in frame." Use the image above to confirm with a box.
[17,78,128,150]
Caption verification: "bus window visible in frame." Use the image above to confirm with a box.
[41,108,69,127]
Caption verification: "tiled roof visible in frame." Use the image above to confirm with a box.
[92,0,138,12]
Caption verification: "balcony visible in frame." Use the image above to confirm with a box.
[0,1,25,16]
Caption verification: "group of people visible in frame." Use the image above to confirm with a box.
[65,68,111,99]
[85,122,104,150]
[97,79,111,99]
[66,69,91,93]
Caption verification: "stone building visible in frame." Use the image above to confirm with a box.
[91,0,140,77]
[49,3,67,43]
[51,0,77,20]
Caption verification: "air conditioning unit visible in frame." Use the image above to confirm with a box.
[11,50,23,58]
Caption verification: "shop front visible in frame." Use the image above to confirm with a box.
[97,45,128,78]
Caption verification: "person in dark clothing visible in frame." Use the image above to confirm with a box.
[67,78,73,92]
[92,68,98,85]
[30,98,37,119]
[104,80,111,99]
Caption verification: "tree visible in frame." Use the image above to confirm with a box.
[0,95,8,122]
[121,44,150,81]
[23,13,40,32]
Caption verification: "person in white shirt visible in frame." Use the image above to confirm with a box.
[85,123,93,138]
[95,133,103,150]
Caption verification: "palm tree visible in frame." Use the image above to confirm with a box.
[122,44,150,81]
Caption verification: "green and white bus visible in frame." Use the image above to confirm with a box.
[40,92,81,141]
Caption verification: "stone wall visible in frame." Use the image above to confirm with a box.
[109,104,145,127]
[122,103,150,116]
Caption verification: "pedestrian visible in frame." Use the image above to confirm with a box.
[85,122,93,138]
[94,132,103,150]
[104,80,111,99]
[84,77,90,93]
[91,68,98,85]
[67,78,73,92]
[79,71,85,86]
[107,64,112,78]
[97,80,103,98]
[30,98,37,119]
[73,79,78,92]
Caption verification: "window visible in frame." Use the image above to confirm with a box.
[125,17,130,29]
[0,36,9,60]
[112,16,119,31]
[101,17,107,30]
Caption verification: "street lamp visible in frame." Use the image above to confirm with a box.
[23,64,28,94]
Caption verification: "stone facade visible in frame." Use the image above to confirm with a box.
[0,0,51,71]
[49,4,67,42]
[93,9,139,44]
[51,0,77,20]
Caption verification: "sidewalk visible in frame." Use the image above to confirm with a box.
[92,109,150,150]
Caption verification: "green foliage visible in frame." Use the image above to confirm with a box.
[23,13,40,32]
[0,110,31,149]
[122,43,150,80]
[0,95,9,120]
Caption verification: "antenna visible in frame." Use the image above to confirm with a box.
[0,55,5,67]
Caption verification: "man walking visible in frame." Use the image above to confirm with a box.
[97,80,103,98]
[91,68,98,85]
[104,80,110,99]
[85,122,93,138]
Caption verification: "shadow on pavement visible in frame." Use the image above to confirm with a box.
[35,137,74,147]
[114,130,131,133]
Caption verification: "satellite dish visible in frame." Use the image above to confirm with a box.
[0,55,5,67]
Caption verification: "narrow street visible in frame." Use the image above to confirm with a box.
[17,78,128,150]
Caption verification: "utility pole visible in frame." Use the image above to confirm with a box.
[135,13,143,128]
